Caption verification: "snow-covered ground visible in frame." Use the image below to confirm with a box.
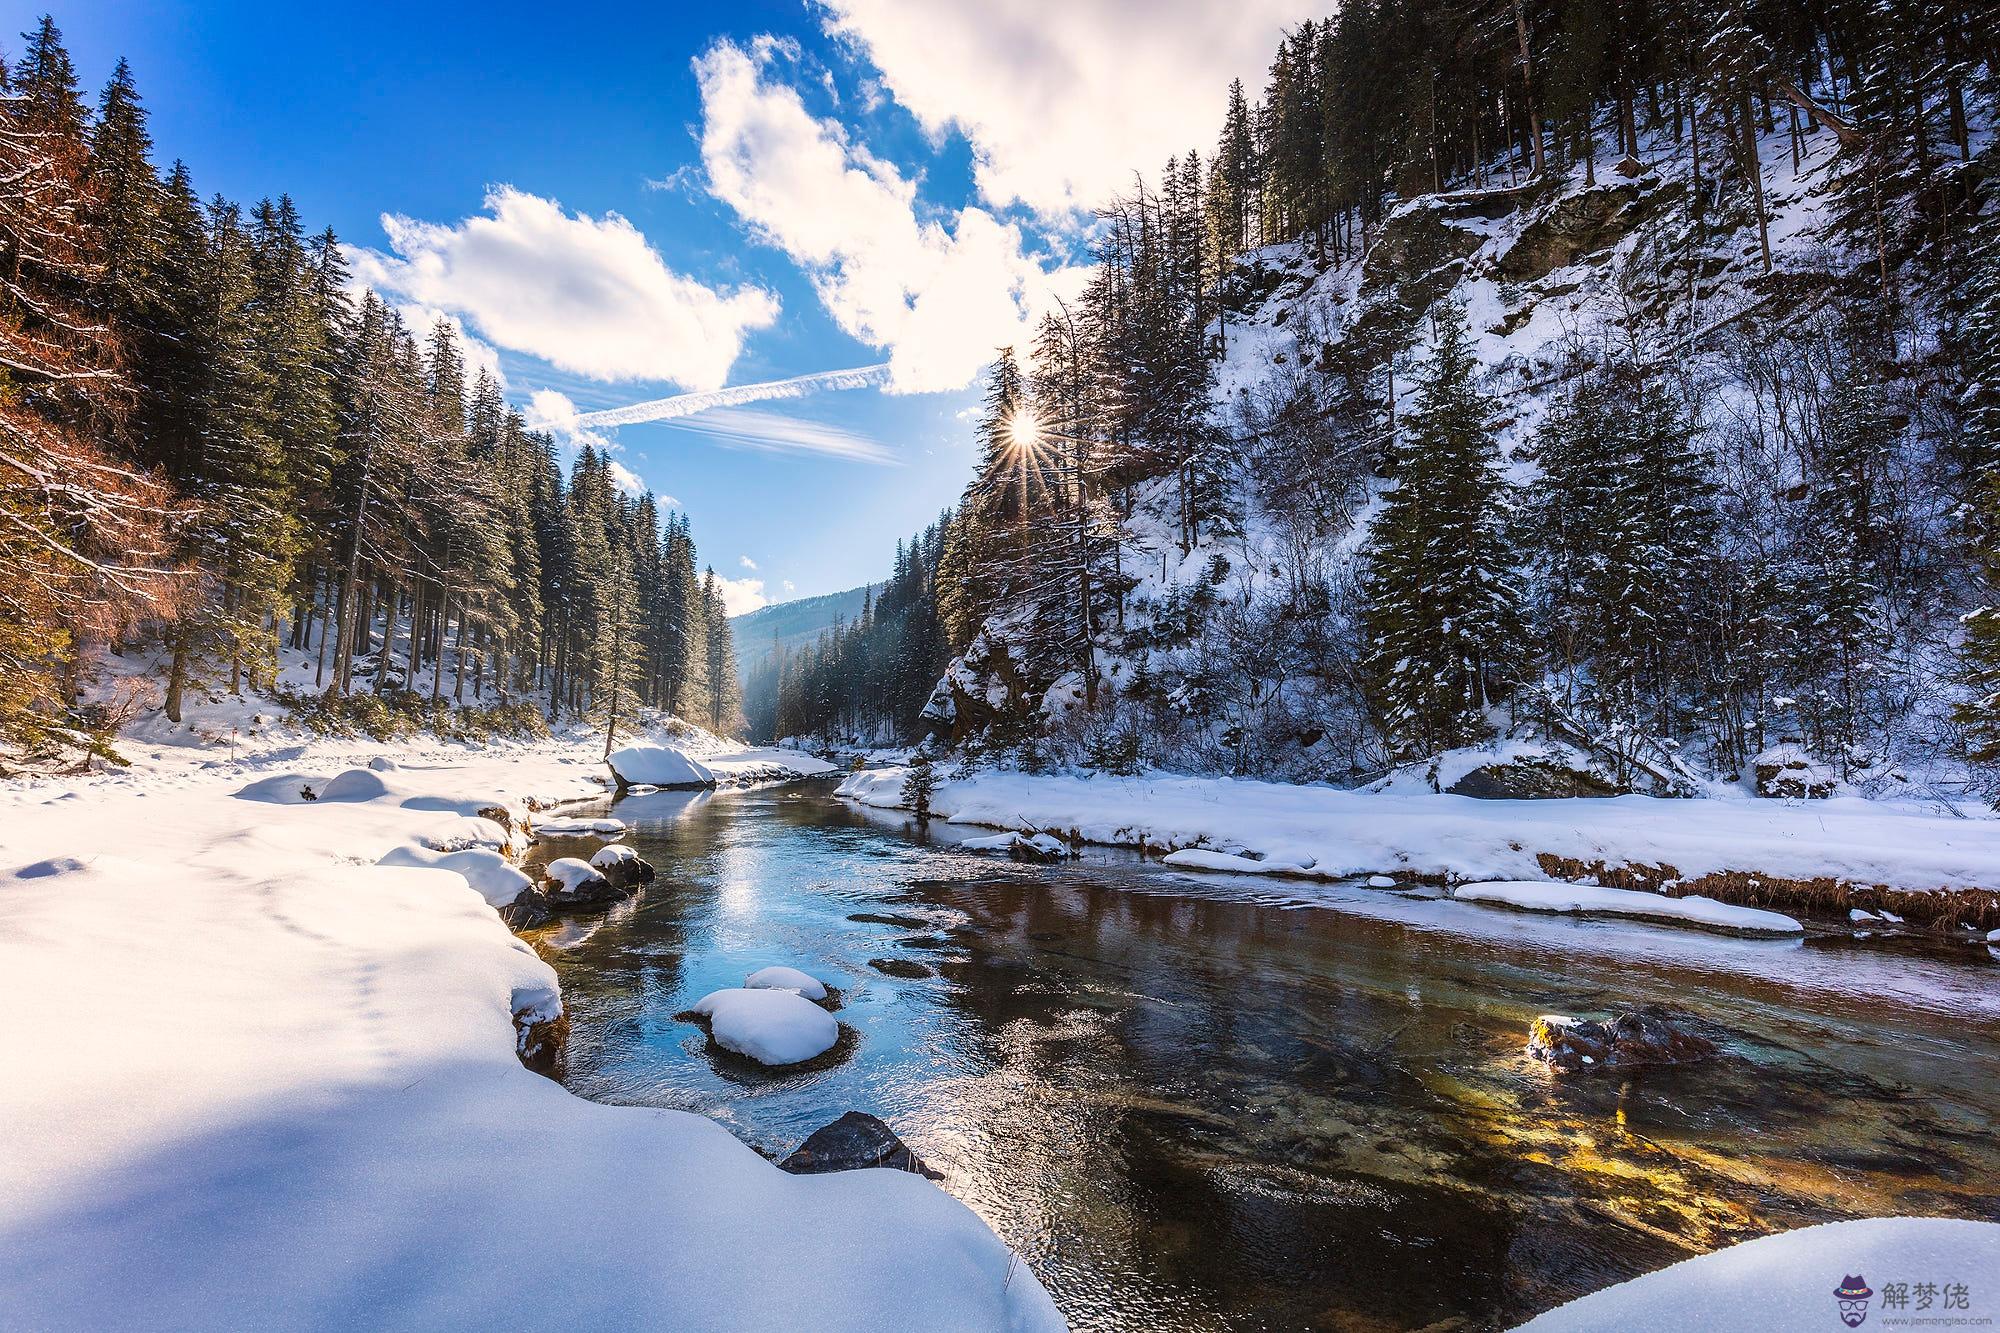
[839,765,2000,896]
[0,727,1058,1330]
[1456,880,1804,936]
[1522,1217,2000,1331]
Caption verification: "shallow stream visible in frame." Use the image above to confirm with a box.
[527,780,2000,1331]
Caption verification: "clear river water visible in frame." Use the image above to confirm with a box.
[524,778,2000,1332]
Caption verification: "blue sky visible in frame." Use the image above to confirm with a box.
[30,0,1311,609]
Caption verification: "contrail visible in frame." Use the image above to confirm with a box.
[575,363,892,427]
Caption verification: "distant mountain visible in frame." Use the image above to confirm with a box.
[730,584,873,676]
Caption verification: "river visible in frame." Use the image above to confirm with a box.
[525,779,2000,1331]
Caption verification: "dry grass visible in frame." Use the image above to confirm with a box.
[1533,853,2000,932]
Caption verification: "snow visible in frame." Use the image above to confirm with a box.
[1521,1217,2000,1331]
[607,737,832,789]
[700,744,836,785]
[0,728,1058,1331]
[839,766,2000,896]
[1366,875,1398,888]
[379,842,532,908]
[606,743,716,789]
[532,815,626,837]
[691,987,840,1065]
[1162,848,1314,875]
[419,815,515,853]
[1455,881,1804,937]
[544,856,608,891]
[960,824,1072,856]
[744,965,829,1001]
[589,843,640,869]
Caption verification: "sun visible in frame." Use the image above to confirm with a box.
[1005,406,1042,457]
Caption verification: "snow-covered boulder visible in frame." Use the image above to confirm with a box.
[541,856,624,910]
[317,768,396,803]
[690,988,840,1066]
[780,1111,940,1179]
[1455,880,1804,936]
[1753,743,1837,799]
[1527,1009,1715,1074]
[744,965,828,1002]
[588,842,654,889]
[1371,740,1622,799]
[606,744,716,791]
[233,772,331,805]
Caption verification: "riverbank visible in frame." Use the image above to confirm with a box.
[838,766,2000,932]
[0,728,1060,1330]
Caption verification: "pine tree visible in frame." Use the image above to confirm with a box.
[1361,303,1523,756]
[0,22,186,759]
[1955,164,2000,767]
[589,544,644,758]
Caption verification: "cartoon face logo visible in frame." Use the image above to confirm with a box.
[1834,1275,1874,1327]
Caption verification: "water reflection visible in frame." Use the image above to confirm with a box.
[527,781,2000,1331]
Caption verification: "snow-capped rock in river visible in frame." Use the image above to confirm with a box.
[744,965,829,1002]
[691,987,840,1066]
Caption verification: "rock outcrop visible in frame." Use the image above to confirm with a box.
[1447,756,1621,800]
[1753,744,1837,799]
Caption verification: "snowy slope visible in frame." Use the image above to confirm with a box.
[0,734,1057,1331]
[929,111,1984,796]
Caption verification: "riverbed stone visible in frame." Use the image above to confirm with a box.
[498,887,553,930]
[1527,1007,1715,1074]
[778,1111,942,1180]
[542,866,629,911]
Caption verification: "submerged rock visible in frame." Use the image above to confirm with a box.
[1528,1007,1716,1074]
[869,957,934,979]
[779,1111,942,1180]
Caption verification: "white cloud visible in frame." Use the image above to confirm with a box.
[523,389,611,452]
[714,574,769,617]
[606,459,647,497]
[818,0,1318,219]
[350,186,780,389]
[694,39,1086,393]
[782,579,796,594]
[661,405,898,465]
[739,555,758,570]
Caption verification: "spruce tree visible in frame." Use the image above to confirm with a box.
[1361,303,1523,756]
